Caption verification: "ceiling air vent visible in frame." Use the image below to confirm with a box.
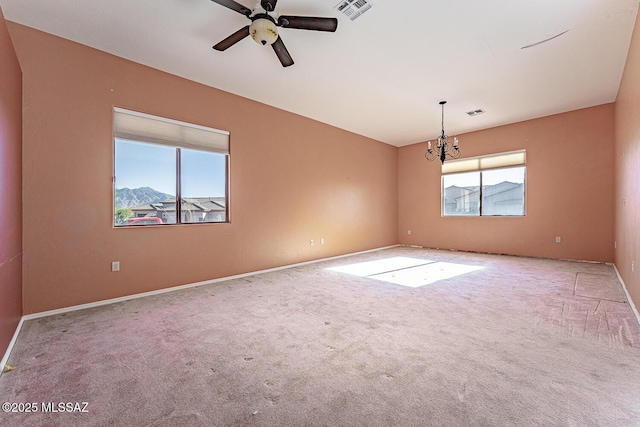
[466,109,485,117]
[334,0,373,21]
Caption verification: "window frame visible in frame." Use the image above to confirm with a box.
[113,108,230,227]
[441,150,526,217]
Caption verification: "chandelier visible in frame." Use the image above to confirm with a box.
[425,101,461,164]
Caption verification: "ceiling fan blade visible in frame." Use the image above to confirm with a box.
[210,0,251,16]
[213,26,250,51]
[260,0,278,12]
[277,16,338,32]
[272,36,294,67]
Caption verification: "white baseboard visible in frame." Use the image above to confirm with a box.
[0,317,24,378]
[613,263,640,326]
[23,245,400,321]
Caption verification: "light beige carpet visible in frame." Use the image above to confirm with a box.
[1,246,640,426]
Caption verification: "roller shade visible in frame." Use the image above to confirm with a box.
[442,150,525,174]
[114,107,229,154]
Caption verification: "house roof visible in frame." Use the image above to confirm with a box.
[1,0,638,146]
[130,197,226,212]
[445,181,524,203]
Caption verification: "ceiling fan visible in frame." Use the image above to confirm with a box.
[210,0,338,67]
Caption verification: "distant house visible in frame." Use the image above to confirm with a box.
[444,181,524,216]
[130,197,226,223]
[444,185,479,215]
[481,182,525,215]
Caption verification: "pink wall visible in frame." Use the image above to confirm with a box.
[5,16,630,315]
[0,8,23,355]
[7,23,398,314]
[615,10,640,307]
[398,104,615,263]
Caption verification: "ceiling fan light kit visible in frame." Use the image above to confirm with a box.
[249,16,278,45]
[211,0,338,67]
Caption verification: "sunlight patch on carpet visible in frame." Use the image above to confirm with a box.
[371,262,484,288]
[327,257,484,288]
[327,257,431,276]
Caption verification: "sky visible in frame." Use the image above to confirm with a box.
[114,139,227,196]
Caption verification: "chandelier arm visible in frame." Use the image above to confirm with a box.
[425,149,438,162]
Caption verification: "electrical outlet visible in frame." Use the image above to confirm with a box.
[310,240,314,246]
[408,230,412,235]
[615,241,617,249]
[633,261,635,273]
[111,261,120,272]
[555,236,561,243]
[321,238,324,245]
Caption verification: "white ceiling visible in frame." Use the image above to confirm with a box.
[1,0,638,146]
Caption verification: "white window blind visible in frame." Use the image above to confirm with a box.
[113,107,229,154]
[441,150,526,174]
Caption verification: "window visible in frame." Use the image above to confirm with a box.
[442,150,525,217]
[113,108,229,226]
